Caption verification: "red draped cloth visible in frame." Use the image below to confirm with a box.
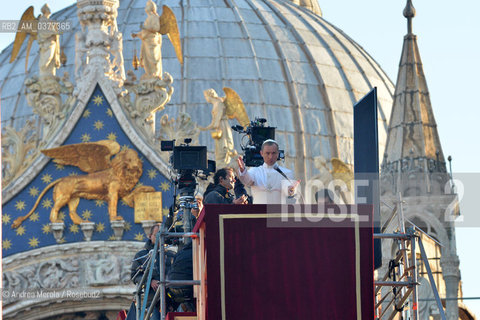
[193,204,373,320]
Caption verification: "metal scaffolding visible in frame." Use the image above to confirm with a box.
[132,221,201,320]
[131,193,450,320]
[374,193,447,320]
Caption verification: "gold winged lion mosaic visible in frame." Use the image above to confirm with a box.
[12,140,154,228]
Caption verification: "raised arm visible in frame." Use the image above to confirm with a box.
[236,156,255,187]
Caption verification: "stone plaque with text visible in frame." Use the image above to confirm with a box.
[134,192,163,223]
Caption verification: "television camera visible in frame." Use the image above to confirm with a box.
[232,118,284,167]
[161,139,215,236]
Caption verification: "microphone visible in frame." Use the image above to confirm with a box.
[274,164,291,182]
[273,166,303,203]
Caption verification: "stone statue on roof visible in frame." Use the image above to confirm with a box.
[37,4,61,77]
[10,4,61,78]
[132,0,183,79]
[201,88,250,168]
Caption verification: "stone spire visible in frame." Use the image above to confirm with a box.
[380,2,461,320]
[403,0,415,35]
[382,0,447,193]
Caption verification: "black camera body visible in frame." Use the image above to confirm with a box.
[160,139,215,196]
[232,118,284,167]
[172,146,208,171]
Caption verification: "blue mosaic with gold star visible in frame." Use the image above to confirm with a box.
[2,86,174,257]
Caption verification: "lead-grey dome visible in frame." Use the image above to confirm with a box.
[0,0,394,183]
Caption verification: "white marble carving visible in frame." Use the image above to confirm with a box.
[38,259,80,289]
[50,222,65,243]
[110,220,126,240]
[37,4,61,78]
[24,72,75,142]
[74,32,87,81]
[156,112,199,164]
[158,113,200,145]
[2,241,142,318]
[119,72,174,140]
[1,121,39,187]
[76,0,124,88]
[80,222,95,241]
[85,254,121,285]
[109,31,126,81]
[2,257,80,305]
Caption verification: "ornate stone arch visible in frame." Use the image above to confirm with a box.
[2,241,143,320]
[403,210,448,246]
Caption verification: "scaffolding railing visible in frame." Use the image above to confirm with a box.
[374,193,447,320]
[132,222,201,320]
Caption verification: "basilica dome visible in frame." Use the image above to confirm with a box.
[0,0,394,184]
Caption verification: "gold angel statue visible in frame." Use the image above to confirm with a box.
[12,140,154,228]
[331,158,354,190]
[330,158,354,203]
[10,4,61,77]
[202,87,250,168]
[132,0,183,79]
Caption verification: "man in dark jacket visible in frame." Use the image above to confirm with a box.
[131,224,161,320]
[166,241,195,311]
[204,167,248,204]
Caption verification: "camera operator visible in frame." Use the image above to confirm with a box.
[237,139,299,204]
[204,167,248,204]
[130,224,162,320]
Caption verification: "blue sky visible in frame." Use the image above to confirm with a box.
[1,0,479,316]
